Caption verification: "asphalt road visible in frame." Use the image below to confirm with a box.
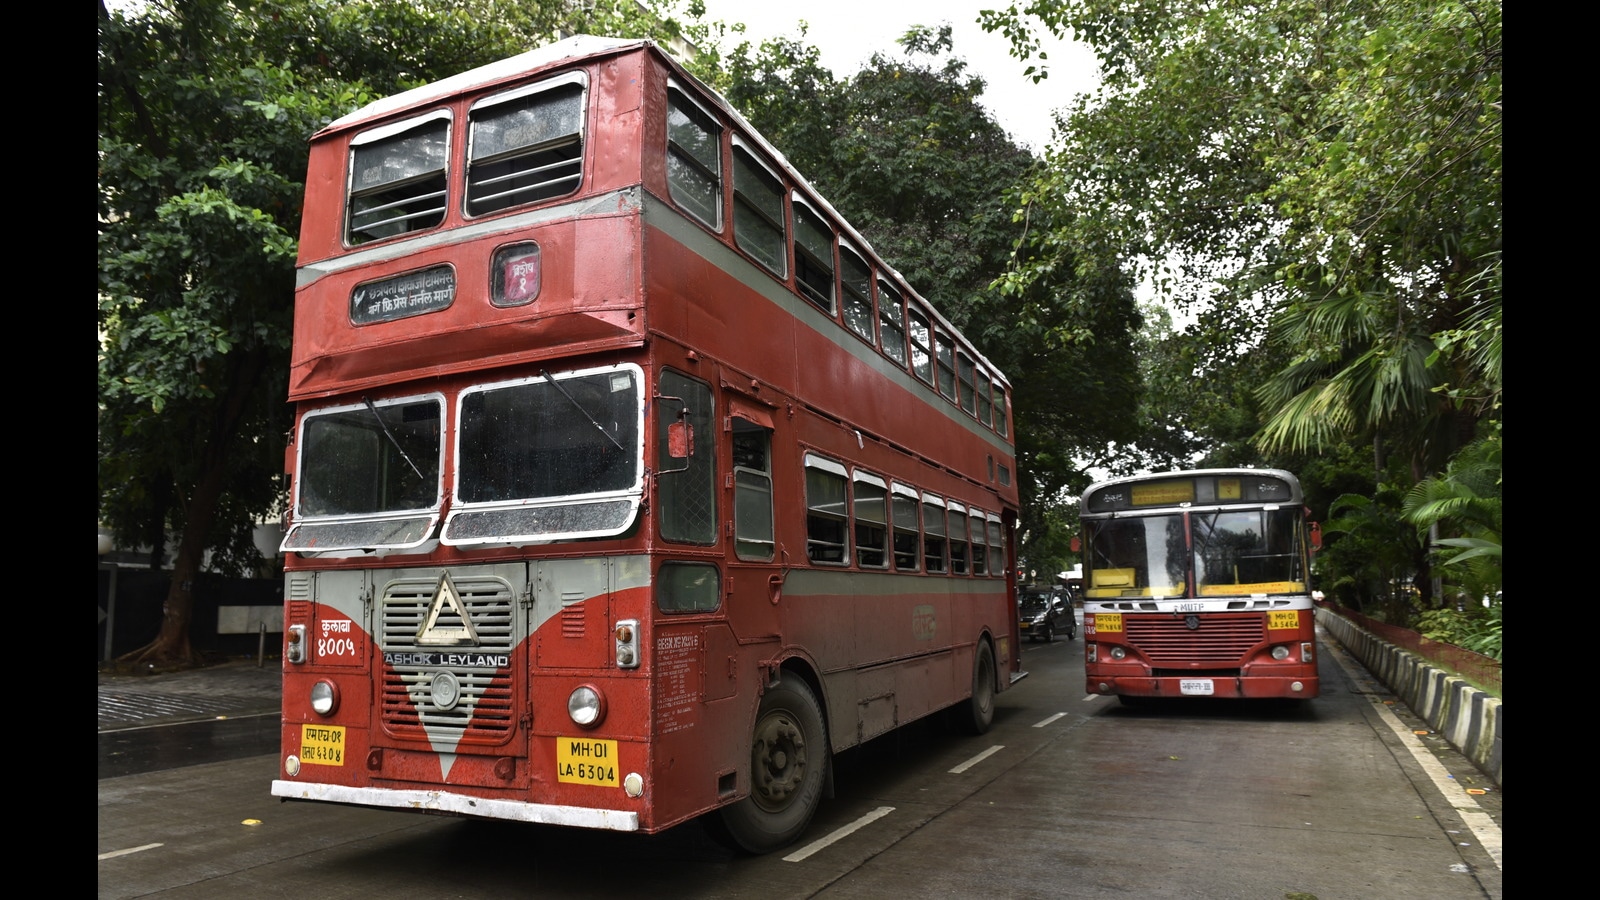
[98,625,1501,899]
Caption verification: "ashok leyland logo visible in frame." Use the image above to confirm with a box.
[417,571,480,646]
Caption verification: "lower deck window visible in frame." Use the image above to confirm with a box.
[805,455,849,565]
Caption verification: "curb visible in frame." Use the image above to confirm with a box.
[1319,608,1501,787]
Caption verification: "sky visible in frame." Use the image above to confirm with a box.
[693,1,1099,152]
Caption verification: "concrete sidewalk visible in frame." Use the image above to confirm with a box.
[98,657,282,732]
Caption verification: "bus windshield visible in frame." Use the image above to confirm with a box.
[1193,508,1304,594]
[283,396,444,553]
[1085,514,1186,597]
[1085,508,1306,598]
[443,366,644,545]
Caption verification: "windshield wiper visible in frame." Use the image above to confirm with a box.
[363,397,425,480]
[542,370,626,453]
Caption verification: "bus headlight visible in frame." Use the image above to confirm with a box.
[1109,646,1126,660]
[310,679,339,715]
[568,685,605,727]
[1272,645,1290,660]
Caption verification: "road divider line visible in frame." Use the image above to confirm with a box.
[948,745,1004,774]
[1032,713,1067,727]
[783,806,894,862]
[99,843,163,860]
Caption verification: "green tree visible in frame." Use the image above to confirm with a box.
[1403,423,1500,605]
[979,0,1500,475]
[98,0,702,667]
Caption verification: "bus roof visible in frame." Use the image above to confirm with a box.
[312,34,1010,391]
[320,35,649,135]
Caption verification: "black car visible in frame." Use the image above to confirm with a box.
[1018,588,1076,642]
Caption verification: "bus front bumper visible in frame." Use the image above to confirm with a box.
[1087,674,1320,700]
[271,779,641,831]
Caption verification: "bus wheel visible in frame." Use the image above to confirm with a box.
[715,674,828,854]
[957,640,996,735]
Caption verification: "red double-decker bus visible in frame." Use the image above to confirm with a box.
[270,36,1021,853]
[1080,468,1320,704]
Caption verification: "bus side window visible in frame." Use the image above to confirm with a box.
[793,199,835,314]
[987,516,1004,576]
[840,244,875,343]
[732,142,787,277]
[922,494,948,574]
[733,418,774,561]
[853,471,888,569]
[666,83,723,230]
[970,509,988,576]
[877,278,908,367]
[657,370,716,544]
[891,483,921,571]
[948,502,970,575]
[908,307,934,384]
[804,454,849,565]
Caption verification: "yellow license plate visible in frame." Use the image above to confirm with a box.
[299,724,347,767]
[557,737,619,787]
[1268,610,1301,631]
[1093,613,1123,633]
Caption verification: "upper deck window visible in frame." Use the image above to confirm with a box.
[936,331,958,402]
[877,279,907,367]
[957,352,978,417]
[466,74,585,217]
[667,84,723,229]
[908,307,933,384]
[793,199,835,313]
[840,244,874,342]
[347,113,449,245]
[733,142,787,277]
[976,369,993,427]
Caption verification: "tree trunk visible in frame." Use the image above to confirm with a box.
[119,459,229,669]
[119,346,267,670]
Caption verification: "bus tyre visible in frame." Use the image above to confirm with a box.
[957,640,996,735]
[715,674,828,854]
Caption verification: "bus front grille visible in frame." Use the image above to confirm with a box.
[1125,613,1265,666]
[380,577,516,740]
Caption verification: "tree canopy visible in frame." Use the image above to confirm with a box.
[980,0,1501,620]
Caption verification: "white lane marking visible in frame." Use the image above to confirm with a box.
[948,744,1004,774]
[1033,713,1068,727]
[99,710,279,735]
[1082,694,1104,702]
[783,806,895,862]
[99,843,163,860]
[1327,644,1502,870]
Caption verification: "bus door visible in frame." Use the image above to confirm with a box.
[725,400,783,642]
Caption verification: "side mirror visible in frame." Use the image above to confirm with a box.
[667,420,694,458]
[655,394,692,475]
